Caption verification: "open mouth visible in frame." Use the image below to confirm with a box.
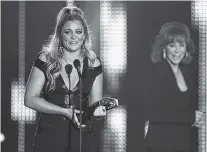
[173,56,180,59]
[69,41,78,44]
[172,55,182,61]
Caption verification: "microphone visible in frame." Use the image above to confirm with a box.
[73,59,82,78]
[73,59,83,152]
[64,64,73,152]
[65,64,73,75]
[64,64,73,108]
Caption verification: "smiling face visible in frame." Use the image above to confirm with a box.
[61,20,85,52]
[165,36,187,65]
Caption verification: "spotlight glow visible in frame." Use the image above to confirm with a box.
[100,2,127,152]
[11,81,36,122]
[191,1,207,152]
[100,1,127,95]
[0,133,5,143]
[109,108,127,132]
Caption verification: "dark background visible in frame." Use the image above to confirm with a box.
[2,1,198,152]
[2,2,19,152]
[123,1,198,152]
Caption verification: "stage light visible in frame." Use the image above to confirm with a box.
[191,1,207,152]
[11,81,36,122]
[100,1,127,152]
[10,2,37,152]
[0,133,5,143]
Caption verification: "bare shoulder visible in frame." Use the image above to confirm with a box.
[38,51,47,62]
[91,58,101,67]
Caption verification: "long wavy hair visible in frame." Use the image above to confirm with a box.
[151,22,195,64]
[42,6,96,92]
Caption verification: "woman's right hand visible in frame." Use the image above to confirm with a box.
[63,108,86,128]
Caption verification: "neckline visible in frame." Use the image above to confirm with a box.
[59,75,79,93]
[165,60,189,93]
[59,57,88,92]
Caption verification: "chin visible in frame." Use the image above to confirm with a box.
[167,56,183,66]
[170,60,181,65]
[68,46,81,52]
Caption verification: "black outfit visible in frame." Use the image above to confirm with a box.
[144,60,197,152]
[32,53,103,152]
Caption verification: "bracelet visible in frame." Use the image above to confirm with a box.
[94,116,103,120]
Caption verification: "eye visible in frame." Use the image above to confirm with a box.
[64,30,70,35]
[179,43,186,47]
[168,44,175,47]
[76,30,83,34]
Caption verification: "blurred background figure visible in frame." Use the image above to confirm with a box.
[144,22,204,152]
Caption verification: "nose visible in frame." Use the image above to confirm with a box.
[175,44,180,53]
[71,33,76,40]
[71,34,76,40]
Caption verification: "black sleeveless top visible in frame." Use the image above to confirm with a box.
[33,53,102,127]
[32,53,103,152]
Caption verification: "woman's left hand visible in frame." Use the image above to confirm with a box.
[93,105,106,117]
[192,110,205,127]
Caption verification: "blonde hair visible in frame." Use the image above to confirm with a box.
[42,6,96,92]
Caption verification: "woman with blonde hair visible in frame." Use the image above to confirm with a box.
[25,5,106,152]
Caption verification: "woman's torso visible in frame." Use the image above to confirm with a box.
[145,61,196,150]
[34,55,102,129]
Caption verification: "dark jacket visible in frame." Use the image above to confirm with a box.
[144,60,197,150]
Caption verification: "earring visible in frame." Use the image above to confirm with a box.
[81,45,85,55]
[58,45,63,57]
[185,52,189,58]
[163,49,166,59]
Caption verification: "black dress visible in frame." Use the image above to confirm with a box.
[32,54,103,152]
[144,61,197,152]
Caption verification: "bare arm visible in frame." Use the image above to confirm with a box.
[24,54,70,118]
[89,59,103,106]
[88,58,106,117]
